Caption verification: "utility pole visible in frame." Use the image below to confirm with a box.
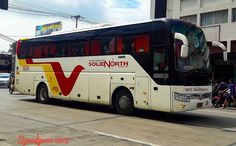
[72,15,83,28]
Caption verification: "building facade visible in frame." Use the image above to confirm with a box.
[151,0,236,81]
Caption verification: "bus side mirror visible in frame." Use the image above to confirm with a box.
[181,45,188,58]
[174,33,189,58]
[207,41,227,61]
[223,51,227,62]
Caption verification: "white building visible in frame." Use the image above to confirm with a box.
[151,0,236,81]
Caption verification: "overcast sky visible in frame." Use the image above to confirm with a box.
[0,0,151,52]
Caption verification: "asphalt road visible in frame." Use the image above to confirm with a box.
[0,88,236,146]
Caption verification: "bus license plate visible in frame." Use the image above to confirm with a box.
[197,103,203,108]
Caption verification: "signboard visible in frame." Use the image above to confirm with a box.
[35,21,62,36]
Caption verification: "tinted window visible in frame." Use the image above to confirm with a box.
[117,34,150,54]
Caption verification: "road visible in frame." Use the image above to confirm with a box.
[0,88,236,146]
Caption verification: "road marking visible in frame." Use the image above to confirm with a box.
[93,131,161,146]
[222,127,236,132]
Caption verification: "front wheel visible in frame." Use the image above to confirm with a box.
[211,97,221,108]
[114,89,134,115]
[36,84,50,103]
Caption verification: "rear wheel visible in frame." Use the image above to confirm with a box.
[36,84,50,103]
[114,89,134,115]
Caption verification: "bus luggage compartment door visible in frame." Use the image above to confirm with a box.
[88,73,110,104]
[135,77,149,109]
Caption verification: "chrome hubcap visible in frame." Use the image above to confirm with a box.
[118,95,130,109]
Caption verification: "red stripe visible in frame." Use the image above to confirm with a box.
[26,59,84,96]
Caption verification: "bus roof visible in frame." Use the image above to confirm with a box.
[20,18,197,42]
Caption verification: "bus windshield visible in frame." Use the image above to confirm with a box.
[172,23,210,73]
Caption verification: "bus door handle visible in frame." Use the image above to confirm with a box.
[154,87,158,91]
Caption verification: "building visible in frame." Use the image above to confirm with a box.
[151,0,236,81]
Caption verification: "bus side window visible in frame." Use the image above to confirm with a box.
[101,37,115,55]
[117,37,123,54]
[153,48,168,71]
[117,36,135,54]
[56,42,68,57]
[122,36,135,54]
[91,40,101,56]
[48,44,56,58]
[19,44,27,59]
[135,34,150,53]
[83,41,89,56]
[109,38,116,54]
[70,42,83,56]
[42,46,48,58]
[33,46,42,58]
[24,46,32,58]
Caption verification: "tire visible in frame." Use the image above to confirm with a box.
[36,84,50,103]
[114,89,134,115]
[211,98,221,108]
[9,86,14,94]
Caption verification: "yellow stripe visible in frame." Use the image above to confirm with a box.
[18,59,60,96]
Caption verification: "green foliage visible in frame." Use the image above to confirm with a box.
[8,41,17,55]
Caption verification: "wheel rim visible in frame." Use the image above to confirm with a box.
[118,95,131,109]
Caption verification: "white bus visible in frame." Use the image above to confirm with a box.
[15,18,213,114]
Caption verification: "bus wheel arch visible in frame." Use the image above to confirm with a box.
[112,86,134,115]
[36,82,50,103]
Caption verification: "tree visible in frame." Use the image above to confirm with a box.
[8,41,17,55]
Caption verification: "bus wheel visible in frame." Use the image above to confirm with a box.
[115,89,134,115]
[36,84,50,103]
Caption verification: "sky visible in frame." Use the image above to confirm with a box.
[0,0,151,52]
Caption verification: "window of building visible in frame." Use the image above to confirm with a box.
[180,15,197,24]
[231,40,236,52]
[232,8,236,22]
[201,10,228,26]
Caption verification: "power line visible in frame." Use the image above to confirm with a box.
[0,33,16,43]
[9,0,71,16]
[7,0,108,25]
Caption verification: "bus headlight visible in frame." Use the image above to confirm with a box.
[174,92,190,102]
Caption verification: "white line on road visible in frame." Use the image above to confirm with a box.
[222,127,236,132]
[93,131,161,146]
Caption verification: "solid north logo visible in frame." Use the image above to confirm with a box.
[89,60,128,68]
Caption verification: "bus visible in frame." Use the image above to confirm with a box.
[15,18,213,114]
